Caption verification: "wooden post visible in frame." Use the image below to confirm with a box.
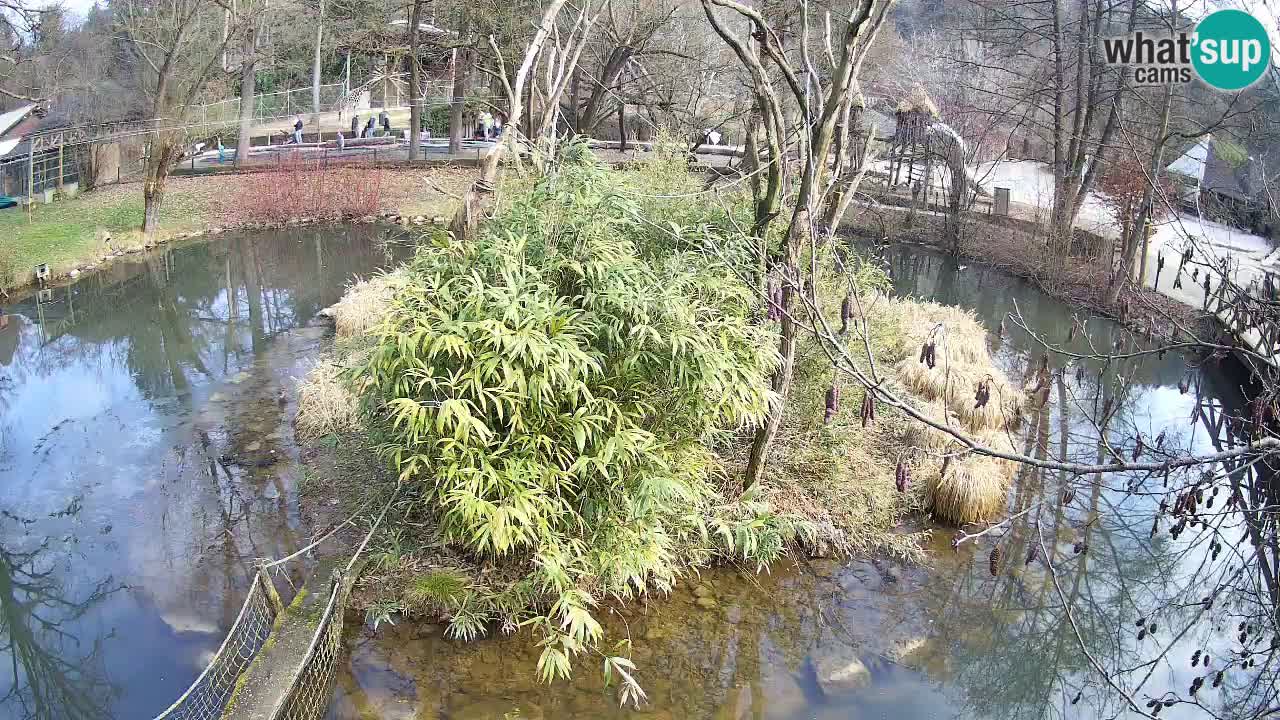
[618,104,627,152]
[258,567,286,615]
[26,145,34,224]
[58,144,64,190]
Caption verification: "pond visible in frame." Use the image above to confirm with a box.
[0,225,404,719]
[327,244,1276,720]
[0,232,1270,720]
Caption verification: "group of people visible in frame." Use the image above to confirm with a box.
[350,110,393,139]
[280,107,509,152]
[471,110,503,140]
[283,110,394,146]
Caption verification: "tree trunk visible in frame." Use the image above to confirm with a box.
[311,0,325,131]
[448,12,470,155]
[568,68,580,131]
[575,47,632,134]
[142,136,178,234]
[235,27,257,168]
[449,0,567,243]
[407,0,423,161]
[1106,82,1173,305]
[744,290,795,487]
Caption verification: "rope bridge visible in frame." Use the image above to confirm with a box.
[151,488,396,720]
[151,570,281,720]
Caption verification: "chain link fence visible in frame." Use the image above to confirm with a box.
[195,78,467,128]
[152,570,281,720]
[199,84,350,126]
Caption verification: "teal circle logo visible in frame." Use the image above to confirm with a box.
[1192,9,1271,90]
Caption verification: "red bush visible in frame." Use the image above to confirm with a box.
[228,152,386,224]
[1098,155,1175,234]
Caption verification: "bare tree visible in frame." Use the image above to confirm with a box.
[449,0,573,242]
[0,0,48,103]
[702,0,895,489]
[116,0,238,233]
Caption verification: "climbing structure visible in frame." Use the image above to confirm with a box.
[887,85,941,191]
[886,85,988,209]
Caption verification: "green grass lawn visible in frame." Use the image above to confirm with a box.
[0,181,220,291]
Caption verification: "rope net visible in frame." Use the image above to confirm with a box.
[153,573,279,720]
[269,576,352,720]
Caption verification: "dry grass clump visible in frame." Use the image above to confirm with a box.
[895,357,1022,433]
[296,359,361,440]
[923,432,1018,524]
[330,270,406,338]
[887,299,1027,524]
[891,300,992,367]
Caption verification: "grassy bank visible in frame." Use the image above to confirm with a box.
[0,167,474,294]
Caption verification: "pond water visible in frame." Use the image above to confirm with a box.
[0,225,403,719]
[328,244,1276,719]
[0,232,1271,720]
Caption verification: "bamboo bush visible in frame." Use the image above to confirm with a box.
[351,150,798,693]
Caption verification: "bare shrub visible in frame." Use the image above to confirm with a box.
[229,153,386,225]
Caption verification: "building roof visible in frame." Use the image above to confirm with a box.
[0,104,36,138]
[896,85,940,118]
[0,105,50,160]
[386,19,452,36]
[1166,138,1210,180]
[1166,135,1265,203]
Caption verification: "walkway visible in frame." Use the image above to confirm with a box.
[152,488,396,720]
[222,561,343,720]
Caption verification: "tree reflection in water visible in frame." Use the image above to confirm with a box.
[885,245,1280,720]
[0,501,121,720]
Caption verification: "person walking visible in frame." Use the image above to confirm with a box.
[364,118,376,138]
[351,114,360,139]
[379,109,391,135]
[292,115,304,144]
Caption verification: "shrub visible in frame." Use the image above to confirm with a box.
[228,153,385,225]
[354,152,791,693]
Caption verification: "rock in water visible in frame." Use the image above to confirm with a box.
[811,643,872,696]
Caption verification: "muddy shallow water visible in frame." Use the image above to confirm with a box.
[328,246,1272,720]
[0,225,404,718]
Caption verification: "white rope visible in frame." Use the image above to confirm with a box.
[260,492,380,569]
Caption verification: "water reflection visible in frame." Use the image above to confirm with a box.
[0,225,403,718]
[0,504,120,720]
[329,243,1275,719]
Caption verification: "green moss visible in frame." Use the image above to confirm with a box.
[1214,139,1249,168]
